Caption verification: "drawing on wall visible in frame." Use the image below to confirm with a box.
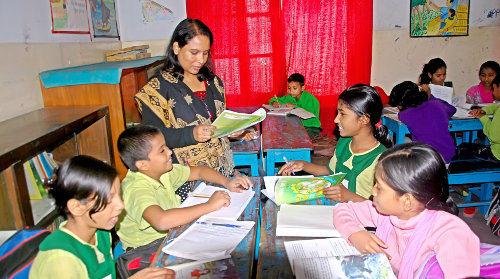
[410,0,470,37]
[141,0,174,23]
[89,0,119,38]
[50,0,90,33]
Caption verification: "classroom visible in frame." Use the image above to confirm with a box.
[0,0,499,278]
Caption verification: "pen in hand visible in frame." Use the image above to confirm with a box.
[283,156,295,175]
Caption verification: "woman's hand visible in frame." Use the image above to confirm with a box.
[348,231,391,260]
[469,108,486,118]
[130,267,175,279]
[278,160,305,175]
[193,124,216,142]
[225,176,253,192]
[229,128,258,141]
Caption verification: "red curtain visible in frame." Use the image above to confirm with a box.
[187,0,373,136]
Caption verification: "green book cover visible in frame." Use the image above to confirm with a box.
[275,173,346,205]
[212,108,266,138]
[28,159,47,197]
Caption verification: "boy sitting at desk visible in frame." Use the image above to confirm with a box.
[269,73,322,139]
[116,125,252,250]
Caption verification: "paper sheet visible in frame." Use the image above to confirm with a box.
[429,84,453,104]
[180,183,254,220]
[276,204,340,237]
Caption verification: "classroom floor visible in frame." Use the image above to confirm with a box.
[310,137,500,245]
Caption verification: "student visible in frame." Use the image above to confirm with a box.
[389,81,456,163]
[269,73,322,139]
[30,155,175,279]
[116,125,252,249]
[469,75,500,161]
[418,58,447,97]
[333,143,480,278]
[279,85,391,202]
[466,60,500,104]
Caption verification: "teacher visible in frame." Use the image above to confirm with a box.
[135,19,234,199]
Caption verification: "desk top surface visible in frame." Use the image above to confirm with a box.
[261,115,313,151]
[153,177,262,277]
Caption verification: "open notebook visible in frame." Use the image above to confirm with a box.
[262,104,316,119]
[276,204,340,237]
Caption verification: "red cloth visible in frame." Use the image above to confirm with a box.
[187,0,373,136]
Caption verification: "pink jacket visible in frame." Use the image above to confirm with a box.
[466,83,494,104]
[333,200,480,278]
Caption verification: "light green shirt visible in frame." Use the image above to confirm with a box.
[480,104,500,160]
[117,164,190,249]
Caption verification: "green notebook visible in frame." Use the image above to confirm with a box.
[275,173,346,204]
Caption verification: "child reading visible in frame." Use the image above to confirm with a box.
[418,58,447,97]
[466,60,499,104]
[333,143,480,278]
[116,125,252,250]
[269,73,322,139]
[30,155,175,279]
[279,85,391,202]
[389,81,456,163]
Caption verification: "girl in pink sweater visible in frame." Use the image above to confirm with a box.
[333,143,480,278]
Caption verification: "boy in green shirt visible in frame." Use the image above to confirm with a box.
[116,125,252,249]
[270,73,322,139]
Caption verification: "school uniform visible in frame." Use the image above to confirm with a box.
[328,137,386,199]
[333,200,480,278]
[30,223,115,279]
[480,104,500,160]
[117,164,190,249]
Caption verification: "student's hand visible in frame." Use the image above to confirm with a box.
[348,230,391,260]
[284,103,295,108]
[226,176,253,192]
[228,129,245,138]
[278,160,305,175]
[130,267,175,279]
[207,190,231,210]
[193,124,216,142]
[469,108,486,118]
[272,102,281,108]
[240,129,258,141]
[323,185,348,202]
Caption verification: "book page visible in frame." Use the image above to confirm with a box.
[180,183,255,220]
[276,204,340,237]
[429,84,453,104]
[275,174,346,204]
[289,107,315,119]
[212,109,266,138]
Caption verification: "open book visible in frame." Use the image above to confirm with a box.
[276,204,340,237]
[168,256,239,279]
[262,104,316,119]
[211,108,266,138]
[274,174,346,205]
[429,84,453,104]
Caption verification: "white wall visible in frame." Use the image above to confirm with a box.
[372,0,500,96]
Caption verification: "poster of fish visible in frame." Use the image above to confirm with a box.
[410,0,469,37]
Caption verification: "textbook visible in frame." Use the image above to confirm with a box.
[262,104,316,119]
[211,108,266,138]
[274,174,346,205]
[168,257,239,279]
[276,204,340,237]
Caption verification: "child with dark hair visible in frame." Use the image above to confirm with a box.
[116,125,252,250]
[269,73,322,139]
[466,60,500,104]
[333,143,479,278]
[30,155,174,279]
[279,84,391,202]
[389,81,456,162]
[418,58,447,97]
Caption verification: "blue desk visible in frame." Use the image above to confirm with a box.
[382,114,483,145]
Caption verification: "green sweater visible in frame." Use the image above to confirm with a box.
[480,104,500,160]
[269,90,321,128]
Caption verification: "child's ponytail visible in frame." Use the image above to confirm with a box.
[372,121,392,148]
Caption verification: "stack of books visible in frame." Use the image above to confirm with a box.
[24,152,58,200]
[105,45,151,62]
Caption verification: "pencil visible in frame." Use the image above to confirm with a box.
[190,193,212,198]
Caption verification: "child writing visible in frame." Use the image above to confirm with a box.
[333,143,480,278]
[466,60,500,104]
[469,75,500,161]
[269,73,322,139]
[116,125,253,250]
[279,84,391,202]
[30,155,175,279]
[389,81,456,163]
[418,58,447,97]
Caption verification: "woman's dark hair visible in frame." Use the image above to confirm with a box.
[389,81,428,111]
[479,60,500,76]
[46,155,118,218]
[117,125,162,172]
[338,84,392,148]
[419,58,446,85]
[288,73,305,86]
[165,18,215,81]
[376,143,457,215]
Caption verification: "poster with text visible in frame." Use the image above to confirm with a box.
[410,0,469,37]
[50,0,90,33]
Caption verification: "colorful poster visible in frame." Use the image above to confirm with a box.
[50,0,90,33]
[275,174,346,205]
[89,0,119,38]
[410,0,470,37]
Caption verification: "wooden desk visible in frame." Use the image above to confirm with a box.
[262,115,313,175]
[256,198,334,278]
[382,114,484,145]
[153,177,262,278]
